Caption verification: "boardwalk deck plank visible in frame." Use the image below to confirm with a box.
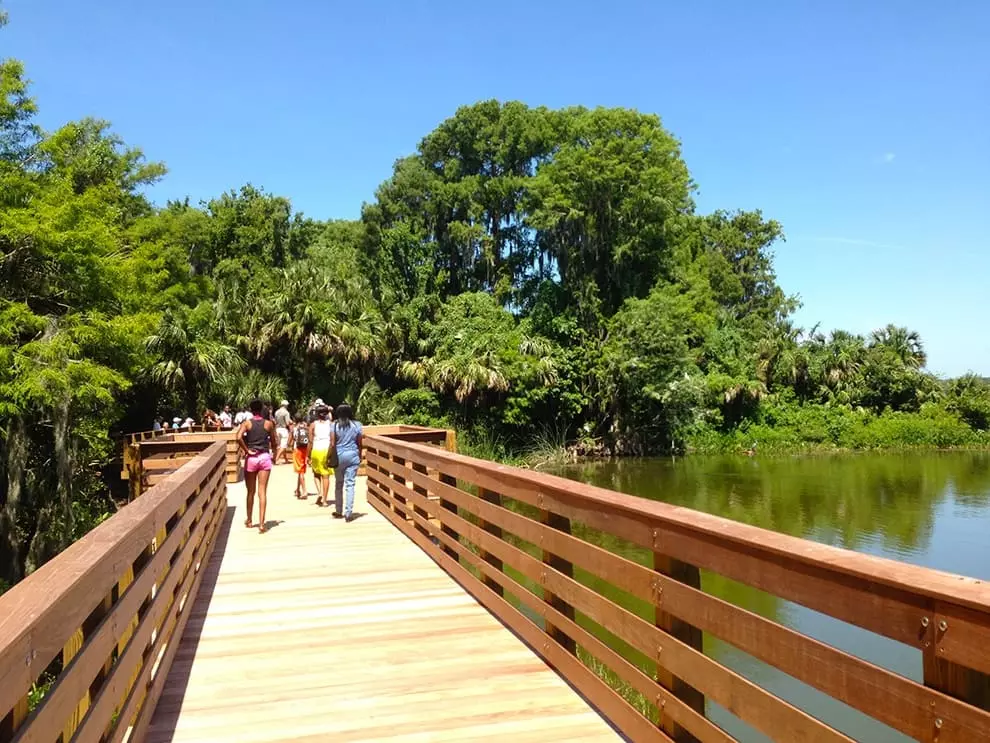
[147,465,620,742]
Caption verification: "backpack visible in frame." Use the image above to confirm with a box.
[294,424,309,447]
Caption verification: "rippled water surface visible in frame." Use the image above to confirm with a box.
[552,452,990,741]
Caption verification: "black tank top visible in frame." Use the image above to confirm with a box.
[243,417,270,453]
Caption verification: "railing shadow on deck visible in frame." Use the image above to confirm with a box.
[138,506,234,743]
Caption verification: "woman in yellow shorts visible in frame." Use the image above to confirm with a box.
[307,405,334,507]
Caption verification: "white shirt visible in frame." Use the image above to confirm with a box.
[219,411,232,427]
[312,419,333,448]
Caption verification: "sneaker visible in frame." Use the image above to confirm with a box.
[332,512,343,519]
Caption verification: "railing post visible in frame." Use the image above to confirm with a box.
[541,509,576,654]
[61,591,113,741]
[411,462,431,538]
[367,444,389,508]
[478,488,504,596]
[0,695,28,742]
[391,454,408,518]
[124,442,142,501]
[438,471,460,562]
[923,622,990,711]
[443,430,457,452]
[654,548,705,741]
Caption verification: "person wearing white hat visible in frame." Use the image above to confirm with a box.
[307,397,324,424]
[274,400,292,464]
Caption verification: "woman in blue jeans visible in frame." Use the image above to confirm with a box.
[330,403,363,522]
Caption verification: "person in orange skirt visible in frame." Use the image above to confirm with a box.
[288,412,310,499]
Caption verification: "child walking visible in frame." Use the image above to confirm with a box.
[289,412,310,499]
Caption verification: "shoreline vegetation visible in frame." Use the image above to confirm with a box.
[457,406,990,470]
[3,4,990,586]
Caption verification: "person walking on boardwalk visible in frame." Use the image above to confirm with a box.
[330,402,363,522]
[274,399,292,464]
[237,399,274,533]
[308,404,334,507]
[288,412,310,499]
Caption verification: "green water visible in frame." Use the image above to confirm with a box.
[552,452,990,742]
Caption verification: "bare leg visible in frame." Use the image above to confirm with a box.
[321,471,331,506]
[297,471,306,498]
[257,468,271,532]
[245,470,257,527]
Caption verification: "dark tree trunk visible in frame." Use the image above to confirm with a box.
[53,393,74,549]
[0,415,28,584]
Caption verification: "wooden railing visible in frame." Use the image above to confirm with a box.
[123,425,232,446]
[121,424,449,496]
[123,431,241,499]
[364,434,990,743]
[0,442,228,743]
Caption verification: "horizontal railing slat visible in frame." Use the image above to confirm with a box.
[365,478,671,743]
[432,496,851,742]
[108,483,225,743]
[370,459,990,742]
[366,437,990,645]
[70,469,224,742]
[365,434,990,743]
[0,442,227,743]
[12,463,223,743]
[366,475,732,743]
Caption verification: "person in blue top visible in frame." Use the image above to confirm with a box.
[330,402,363,522]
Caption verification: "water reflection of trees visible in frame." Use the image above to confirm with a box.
[559,453,990,555]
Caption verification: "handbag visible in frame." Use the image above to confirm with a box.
[328,422,340,468]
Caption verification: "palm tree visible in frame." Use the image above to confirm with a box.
[756,321,807,391]
[145,310,245,416]
[250,262,388,394]
[400,330,554,404]
[869,324,927,369]
[400,354,509,403]
[214,368,286,408]
[808,330,865,404]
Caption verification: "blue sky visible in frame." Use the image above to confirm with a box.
[5,0,988,376]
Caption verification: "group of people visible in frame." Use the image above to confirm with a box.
[236,397,364,534]
[154,405,239,431]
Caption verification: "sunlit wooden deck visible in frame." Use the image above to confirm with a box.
[146,464,620,742]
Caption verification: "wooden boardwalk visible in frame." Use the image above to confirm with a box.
[147,463,620,742]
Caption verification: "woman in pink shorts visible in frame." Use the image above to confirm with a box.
[237,399,275,533]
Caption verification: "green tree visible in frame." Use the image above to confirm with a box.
[869,324,927,369]
[144,305,245,416]
[944,374,990,431]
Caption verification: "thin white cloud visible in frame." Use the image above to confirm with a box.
[883,152,896,163]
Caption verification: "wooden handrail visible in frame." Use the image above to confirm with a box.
[364,434,990,742]
[0,442,228,743]
[124,425,234,446]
